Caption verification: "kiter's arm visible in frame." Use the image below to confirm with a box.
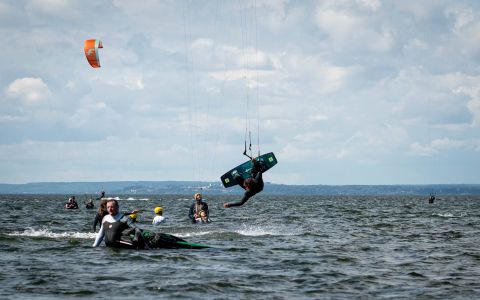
[92,223,105,247]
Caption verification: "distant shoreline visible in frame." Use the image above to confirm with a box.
[1,181,479,195]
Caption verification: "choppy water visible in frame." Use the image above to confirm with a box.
[1,194,480,299]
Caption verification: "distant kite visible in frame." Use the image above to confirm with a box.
[84,39,103,68]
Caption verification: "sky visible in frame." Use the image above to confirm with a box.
[1,0,480,185]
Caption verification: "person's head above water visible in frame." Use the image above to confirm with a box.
[194,193,202,202]
[154,206,163,215]
[106,199,119,216]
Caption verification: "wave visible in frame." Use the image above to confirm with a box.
[8,228,95,239]
[102,197,150,201]
[432,212,466,218]
[235,224,299,237]
[175,224,298,238]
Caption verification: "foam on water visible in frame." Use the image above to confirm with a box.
[236,224,298,237]
[431,212,466,218]
[8,227,96,239]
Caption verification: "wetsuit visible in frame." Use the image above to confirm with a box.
[188,202,210,223]
[226,160,264,207]
[93,212,103,232]
[92,213,144,249]
[93,211,135,232]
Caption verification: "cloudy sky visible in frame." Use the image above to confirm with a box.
[1,0,479,185]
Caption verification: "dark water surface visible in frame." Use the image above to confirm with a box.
[1,194,479,299]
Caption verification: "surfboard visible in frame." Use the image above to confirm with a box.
[220,152,278,188]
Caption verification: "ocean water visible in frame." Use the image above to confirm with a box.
[1,194,479,299]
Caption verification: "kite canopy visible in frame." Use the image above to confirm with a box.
[84,39,103,68]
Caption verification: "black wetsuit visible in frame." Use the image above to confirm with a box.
[227,160,264,207]
[93,212,104,232]
[93,210,136,232]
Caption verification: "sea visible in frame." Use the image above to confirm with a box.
[1,194,479,299]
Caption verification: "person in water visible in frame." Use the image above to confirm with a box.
[65,196,79,209]
[152,207,165,225]
[129,213,138,223]
[92,199,139,232]
[428,194,435,204]
[189,193,210,223]
[93,199,145,249]
[93,200,108,232]
[96,190,106,200]
[93,199,191,249]
[224,158,264,208]
[197,210,208,223]
[85,198,94,209]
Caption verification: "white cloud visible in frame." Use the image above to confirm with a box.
[409,137,480,157]
[314,1,394,52]
[5,77,52,105]
[26,0,81,20]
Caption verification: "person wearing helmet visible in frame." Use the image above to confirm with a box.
[188,193,210,223]
[129,213,138,223]
[223,158,264,208]
[152,206,165,225]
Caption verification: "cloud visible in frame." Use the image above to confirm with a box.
[409,137,480,157]
[5,77,52,105]
[314,0,394,53]
[25,0,82,21]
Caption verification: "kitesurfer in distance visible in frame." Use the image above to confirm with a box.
[85,198,94,209]
[428,194,435,204]
[152,207,166,225]
[224,158,264,208]
[65,196,79,209]
[189,193,210,223]
[96,190,106,200]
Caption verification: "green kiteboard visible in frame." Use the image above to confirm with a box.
[220,152,278,188]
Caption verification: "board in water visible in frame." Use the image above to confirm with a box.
[141,231,211,249]
[220,152,278,188]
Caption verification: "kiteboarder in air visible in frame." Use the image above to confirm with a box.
[223,158,264,208]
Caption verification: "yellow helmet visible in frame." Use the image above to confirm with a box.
[129,213,137,219]
[154,207,163,214]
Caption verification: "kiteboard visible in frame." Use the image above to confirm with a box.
[220,152,278,188]
[175,241,211,249]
